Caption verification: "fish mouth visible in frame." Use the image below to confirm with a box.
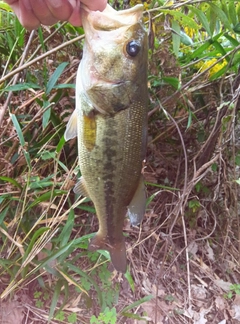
[89,79,130,88]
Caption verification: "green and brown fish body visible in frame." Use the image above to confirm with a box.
[65,4,148,273]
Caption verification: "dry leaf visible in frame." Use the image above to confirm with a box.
[191,284,207,307]
[142,278,165,297]
[214,279,232,292]
[193,308,209,324]
[204,241,215,261]
[218,320,226,324]
[215,296,226,311]
[188,241,198,257]
[0,301,24,324]
[230,294,240,320]
[141,298,173,324]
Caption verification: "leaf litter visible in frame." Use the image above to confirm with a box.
[1,1,240,324]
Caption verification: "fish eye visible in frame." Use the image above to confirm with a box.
[126,40,141,57]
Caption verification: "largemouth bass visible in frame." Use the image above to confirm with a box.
[64,4,148,273]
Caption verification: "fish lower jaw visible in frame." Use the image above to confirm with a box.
[86,79,128,88]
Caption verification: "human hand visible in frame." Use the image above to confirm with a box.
[4,0,107,30]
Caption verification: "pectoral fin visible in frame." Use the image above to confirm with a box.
[128,177,146,226]
[73,176,90,197]
[89,234,127,273]
[64,109,78,141]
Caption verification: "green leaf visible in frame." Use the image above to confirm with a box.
[28,180,54,190]
[121,295,153,313]
[0,206,9,227]
[26,189,67,211]
[145,182,179,191]
[209,5,217,35]
[235,154,240,166]
[188,5,212,37]
[77,204,96,213]
[120,313,146,320]
[212,40,227,59]
[57,209,75,248]
[46,62,69,95]
[124,269,135,293]
[180,31,193,46]
[233,22,240,34]
[22,227,50,265]
[187,109,192,129]
[67,313,77,323]
[189,31,223,61]
[162,77,180,89]
[172,20,180,57]
[190,40,212,60]
[53,83,75,90]
[56,136,66,154]
[160,9,199,29]
[49,280,63,320]
[208,2,233,32]
[66,262,103,307]
[228,0,237,26]
[55,311,65,321]
[0,176,22,190]
[42,100,51,129]
[10,114,31,167]
[224,33,240,46]
[4,82,41,92]
[10,113,25,146]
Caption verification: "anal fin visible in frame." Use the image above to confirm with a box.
[128,177,146,226]
[73,176,90,197]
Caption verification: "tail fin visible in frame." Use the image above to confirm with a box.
[89,234,127,273]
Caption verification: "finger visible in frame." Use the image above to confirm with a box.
[45,0,73,22]
[81,0,107,11]
[29,0,58,26]
[10,0,40,30]
[67,0,82,26]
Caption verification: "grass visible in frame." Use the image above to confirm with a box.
[1,0,240,323]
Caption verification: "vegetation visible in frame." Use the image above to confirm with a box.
[0,0,240,323]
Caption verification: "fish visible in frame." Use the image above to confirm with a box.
[64,4,148,273]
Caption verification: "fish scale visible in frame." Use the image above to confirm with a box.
[64,4,148,273]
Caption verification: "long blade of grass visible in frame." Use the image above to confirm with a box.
[10,113,25,146]
[57,208,75,248]
[66,262,103,307]
[0,176,22,190]
[3,82,41,92]
[208,2,233,32]
[172,20,180,57]
[188,5,212,37]
[121,295,153,313]
[46,62,69,95]
[48,279,64,322]
[22,227,50,265]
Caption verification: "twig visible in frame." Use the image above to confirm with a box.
[0,34,84,86]
[0,30,36,128]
